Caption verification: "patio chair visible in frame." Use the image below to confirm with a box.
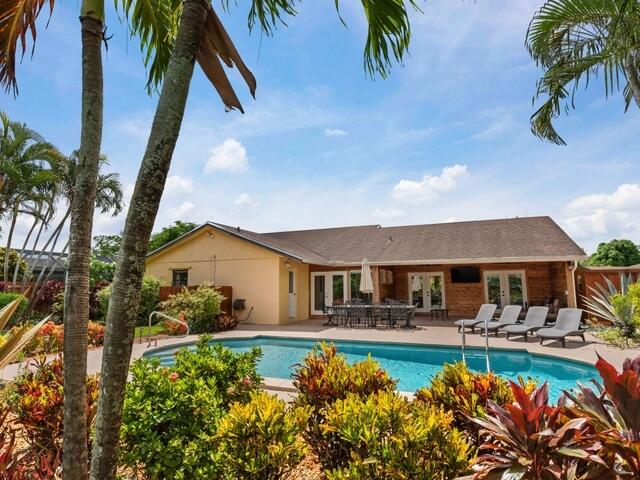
[347,304,368,328]
[504,306,548,342]
[477,305,522,336]
[454,304,498,333]
[536,308,585,348]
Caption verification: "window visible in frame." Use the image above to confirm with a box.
[172,269,189,287]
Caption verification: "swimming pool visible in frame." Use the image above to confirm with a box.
[145,336,599,401]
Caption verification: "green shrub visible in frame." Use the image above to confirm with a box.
[323,390,471,479]
[0,248,28,281]
[292,343,397,467]
[217,391,309,480]
[97,275,161,325]
[159,283,224,333]
[415,362,515,438]
[120,336,262,479]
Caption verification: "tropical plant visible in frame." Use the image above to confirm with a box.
[0,296,49,370]
[415,362,516,438]
[587,239,640,267]
[292,342,397,466]
[0,247,28,282]
[469,381,608,480]
[5,357,99,469]
[564,353,640,477]
[323,390,471,479]
[92,2,422,477]
[147,220,197,252]
[120,337,262,479]
[527,0,640,144]
[217,391,309,480]
[159,282,224,333]
[582,273,640,345]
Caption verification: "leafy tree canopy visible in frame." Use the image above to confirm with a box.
[587,239,640,267]
[93,234,123,260]
[148,221,197,253]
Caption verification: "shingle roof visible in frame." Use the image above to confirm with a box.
[207,216,585,265]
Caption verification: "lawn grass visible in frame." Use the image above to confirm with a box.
[134,323,165,338]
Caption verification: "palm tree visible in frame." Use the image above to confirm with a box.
[2,3,175,476]
[527,0,640,145]
[90,1,419,477]
[0,113,63,285]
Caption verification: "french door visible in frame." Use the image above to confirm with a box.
[408,272,445,312]
[311,271,347,315]
[484,270,527,308]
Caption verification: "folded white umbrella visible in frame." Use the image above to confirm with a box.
[411,274,422,292]
[359,257,374,294]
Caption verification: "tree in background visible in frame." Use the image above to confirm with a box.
[527,0,640,144]
[147,220,196,252]
[93,234,122,260]
[587,239,640,267]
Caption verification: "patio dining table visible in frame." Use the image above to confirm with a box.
[323,303,417,329]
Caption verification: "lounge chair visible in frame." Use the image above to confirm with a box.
[536,308,585,348]
[454,304,498,333]
[478,305,522,336]
[504,306,548,342]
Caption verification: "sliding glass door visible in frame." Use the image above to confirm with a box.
[311,272,347,315]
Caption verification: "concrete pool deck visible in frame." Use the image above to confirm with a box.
[2,318,639,391]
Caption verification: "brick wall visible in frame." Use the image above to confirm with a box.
[309,261,569,317]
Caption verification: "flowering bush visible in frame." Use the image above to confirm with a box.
[5,357,99,460]
[120,336,262,479]
[323,390,471,479]
[217,391,309,480]
[159,283,225,333]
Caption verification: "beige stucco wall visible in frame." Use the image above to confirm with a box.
[145,225,309,325]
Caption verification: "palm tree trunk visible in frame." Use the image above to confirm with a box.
[90,0,208,477]
[63,7,104,479]
[12,215,40,289]
[3,203,19,289]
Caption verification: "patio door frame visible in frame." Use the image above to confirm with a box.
[407,272,446,313]
[311,271,348,315]
[483,270,528,308]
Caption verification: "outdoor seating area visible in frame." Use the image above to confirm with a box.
[457,303,589,347]
[323,300,417,329]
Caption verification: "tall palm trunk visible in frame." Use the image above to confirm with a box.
[63,6,104,479]
[90,0,209,476]
[3,203,19,288]
[12,215,39,289]
[625,54,640,106]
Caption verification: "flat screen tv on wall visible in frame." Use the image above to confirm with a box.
[451,267,480,283]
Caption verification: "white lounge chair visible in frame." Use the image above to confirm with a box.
[454,304,498,333]
[504,306,548,342]
[478,305,522,336]
[536,308,585,347]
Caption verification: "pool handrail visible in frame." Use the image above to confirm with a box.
[147,311,190,347]
[460,317,492,373]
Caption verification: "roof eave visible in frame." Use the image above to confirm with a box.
[300,255,587,266]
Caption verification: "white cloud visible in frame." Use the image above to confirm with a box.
[324,128,348,137]
[371,208,406,220]
[168,201,195,220]
[165,175,194,195]
[205,138,249,174]
[392,164,468,204]
[563,184,640,241]
[234,193,261,208]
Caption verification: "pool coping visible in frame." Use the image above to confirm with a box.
[143,332,600,395]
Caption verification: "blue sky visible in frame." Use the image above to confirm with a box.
[2,0,639,254]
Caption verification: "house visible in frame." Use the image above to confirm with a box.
[145,216,587,325]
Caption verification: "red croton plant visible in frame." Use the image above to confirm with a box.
[468,353,640,480]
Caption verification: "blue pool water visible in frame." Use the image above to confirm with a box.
[144,336,599,401]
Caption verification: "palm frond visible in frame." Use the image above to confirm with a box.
[0,295,25,330]
[116,0,183,93]
[0,315,49,370]
[0,0,55,95]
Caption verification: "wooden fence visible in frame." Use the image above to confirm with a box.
[159,285,233,315]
